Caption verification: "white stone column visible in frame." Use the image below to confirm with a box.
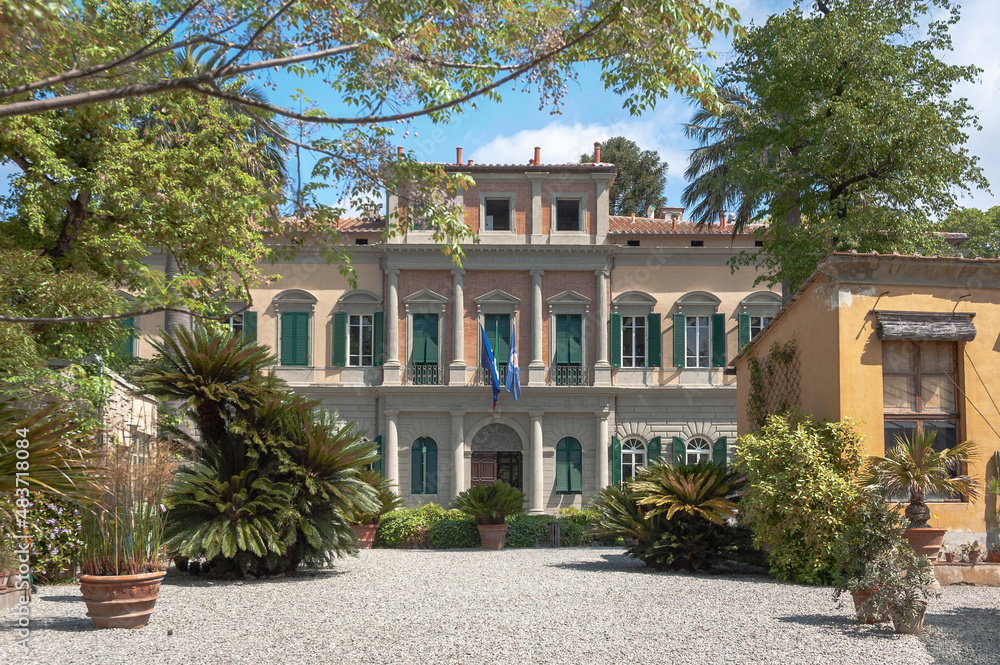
[595,410,610,492]
[451,411,466,498]
[593,268,611,386]
[385,409,400,493]
[449,269,467,385]
[529,412,544,514]
[384,268,401,384]
[528,268,546,386]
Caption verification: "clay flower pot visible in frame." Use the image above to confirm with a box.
[890,600,928,635]
[477,524,509,550]
[944,552,955,563]
[78,571,166,629]
[967,550,981,564]
[903,528,947,559]
[850,589,890,624]
[351,524,378,549]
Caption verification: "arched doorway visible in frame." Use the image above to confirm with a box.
[469,423,523,490]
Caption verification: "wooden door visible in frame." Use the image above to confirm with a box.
[471,451,497,486]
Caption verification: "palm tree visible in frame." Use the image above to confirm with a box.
[631,462,745,525]
[863,430,980,528]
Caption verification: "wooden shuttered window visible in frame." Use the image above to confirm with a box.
[331,312,347,367]
[737,313,751,352]
[411,437,438,495]
[647,436,662,464]
[713,437,728,468]
[672,313,685,368]
[243,311,257,344]
[556,437,582,493]
[483,313,511,363]
[647,313,661,367]
[611,436,622,486]
[672,436,685,466]
[280,312,310,366]
[609,313,622,368]
[412,313,438,364]
[119,317,136,358]
[555,314,583,365]
[711,313,726,367]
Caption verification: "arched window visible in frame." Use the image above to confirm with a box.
[738,291,782,351]
[621,438,646,481]
[555,437,582,493]
[686,437,712,465]
[274,289,317,367]
[673,292,724,369]
[411,437,438,494]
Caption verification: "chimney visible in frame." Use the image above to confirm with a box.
[529,159,535,166]
[467,159,474,166]
[397,146,404,159]
[672,216,677,232]
[456,146,463,165]
[594,141,601,163]
[534,146,541,165]
[719,211,726,228]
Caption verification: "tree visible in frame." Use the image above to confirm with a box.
[938,206,1000,258]
[580,136,667,215]
[682,0,988,295]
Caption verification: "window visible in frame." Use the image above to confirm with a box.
[555,313,583,385]
[482,313,511,384]
[738,292,781,351]
[883,340,960,501]
[686,436,712,465]
[672,436,727,467]
[622,316,647,368]
[484,198,511,231]
[334,292,383,369]
[673,293,725,369]
[411,437,438,494]
[280,312,310,366]
[685,316,711,368]
[556,199,580,231]
[749,316,772,340]
[411,312,439,384]
[227,313,244,336]
[355,238,368,245]
[348,314,374,366]
[556,437,582,493]
[626,240,640,247]
[690,240,704,247]
[621,438,645,481]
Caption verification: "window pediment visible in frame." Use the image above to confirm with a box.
[402,288,448,310]
[475,289,521,307]
[547,290,591,307]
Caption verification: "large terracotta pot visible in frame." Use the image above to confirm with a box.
[351,524,378,549]
[850,589,889,624]
[477,524,509,550]
[891,600,928,635]
[78,571,166,629]
[903,528,947,559]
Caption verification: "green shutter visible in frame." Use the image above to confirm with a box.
[485,314,510,362]
[647,436,661,464]
[556,439,568,492]
[611,436,621,486]
[647,313,661,367]
[711,313,726,368]
[412,314,426,363]
[280,312,296,365]
[425,439,438,494]
[609,313,622,368]
[296,313,309,366]
[425,315,438,363]
[374,435,383,474]
[568,440,582,492]
[281,311,309,366]
[555,315,568,364]
[373,311,385,366]
[672,313,685,368]
[120,317,136,358]
[411,439,424,494]
[243,311,257,344]
[673,436,685,466]
[332,312,347,367]
[738,313,750,352]
[568,315,582,364]
[713,437,728,468]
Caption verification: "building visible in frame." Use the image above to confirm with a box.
[732,252,1000,535]
[136,145,781,512]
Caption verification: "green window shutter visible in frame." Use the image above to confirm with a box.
[738,313,750,352]
[412,314,426,364]
[243,311,257,344]
[672,313,685,368]
[555,315,569,364]
[711,313,726,368]
[425,439,438,494]
[611,436,621,486]
[485,314,511,362]
[609,313,622,368]
[673,436,686,466]
[647,436,661,464]
[556,439,568,492]
[373,311,385,366]
[120,317,136,358]
[411,439,424,494]
[713,437,728,469]
[647,313,661,367]
[374,435,383,475]
[280,312,296,365]
[568,440,582,492]
[568,315,582,364]
[331,312,347,367]
[425,315,438,363]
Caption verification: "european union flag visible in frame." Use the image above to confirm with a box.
[505,328,521,401]
[480,323,500,410]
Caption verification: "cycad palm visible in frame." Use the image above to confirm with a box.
[632,462,745,525]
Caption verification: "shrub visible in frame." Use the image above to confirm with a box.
[376,504,448,548]
[505,514,550,548]
[556,516,590,546]
[429,513,480,549]
[28,497,83,582]
[736,413,865,585]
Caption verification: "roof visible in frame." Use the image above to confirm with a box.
[437,162,617,174]
[609,215,758,235]
[337,216,385,232]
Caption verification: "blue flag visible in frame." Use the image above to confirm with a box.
[480,323,500,410]
[505,328,521,401]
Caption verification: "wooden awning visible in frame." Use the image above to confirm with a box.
[874,310,976,342]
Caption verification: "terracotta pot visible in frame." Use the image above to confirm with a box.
[78,571,166,629]
[850,589,890,624]
[890,600,928,635]
[351,524,378,549]
[944,552,955,563]
[988,551,1000,563]
[477,524,509,550]
[903,528,947,559]
[968,551,981,564]
[0,571,9,588]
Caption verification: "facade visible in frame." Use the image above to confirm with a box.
[137,146,781,513]
[732,252,1000,533]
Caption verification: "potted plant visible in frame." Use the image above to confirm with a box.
[350,469,403,549]
[862,430,980,561]
[78,439,174,629]
[867,535,940,635]
[960,540,982,564]
[941,544,955,563]
[452,481,525,550]
[0,544,16,589]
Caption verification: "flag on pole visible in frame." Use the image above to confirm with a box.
[480,323,500,410]
[505,328,521,401]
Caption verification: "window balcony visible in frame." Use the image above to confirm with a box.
[475,364,509,387]
[548,365,589,386]
[406,363,442,385]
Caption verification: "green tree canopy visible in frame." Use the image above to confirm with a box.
[938,206,1000,258]
[683,0,988,294]
[580,136,668,216]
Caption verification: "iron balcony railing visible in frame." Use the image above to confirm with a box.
[549,365,588,386]
[475,364,509,386]
[406,363,442,385]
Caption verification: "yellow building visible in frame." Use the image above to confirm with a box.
[733,252,1000,535]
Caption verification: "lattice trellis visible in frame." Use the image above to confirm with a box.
[746,339,801,431]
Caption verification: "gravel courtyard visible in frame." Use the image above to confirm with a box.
[3,548,999,665]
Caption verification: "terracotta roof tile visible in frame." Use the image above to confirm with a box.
[337,216,385,232]
[608,215,753,235]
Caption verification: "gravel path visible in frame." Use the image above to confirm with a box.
[3,548,999,665]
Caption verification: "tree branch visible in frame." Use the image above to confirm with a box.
[217,0,297,78]
[0,306,240,325]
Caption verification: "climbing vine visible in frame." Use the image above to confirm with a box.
[746,339,801,431]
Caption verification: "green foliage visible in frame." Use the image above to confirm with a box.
[683,0,986,292]
[745,340,799,431]
[580,136,667,215]
[27,496,83,582]
[736,413,866,584]
[938,206,1000,258]
[452,481,526,525]
[504,514,551,548]
[831,492,909,601]
[865,533,939,625]
[429,513,481,549]
[352,469,404,525]
[862,429,980,528]
[376,504,449,549]
[632,462,745,525]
